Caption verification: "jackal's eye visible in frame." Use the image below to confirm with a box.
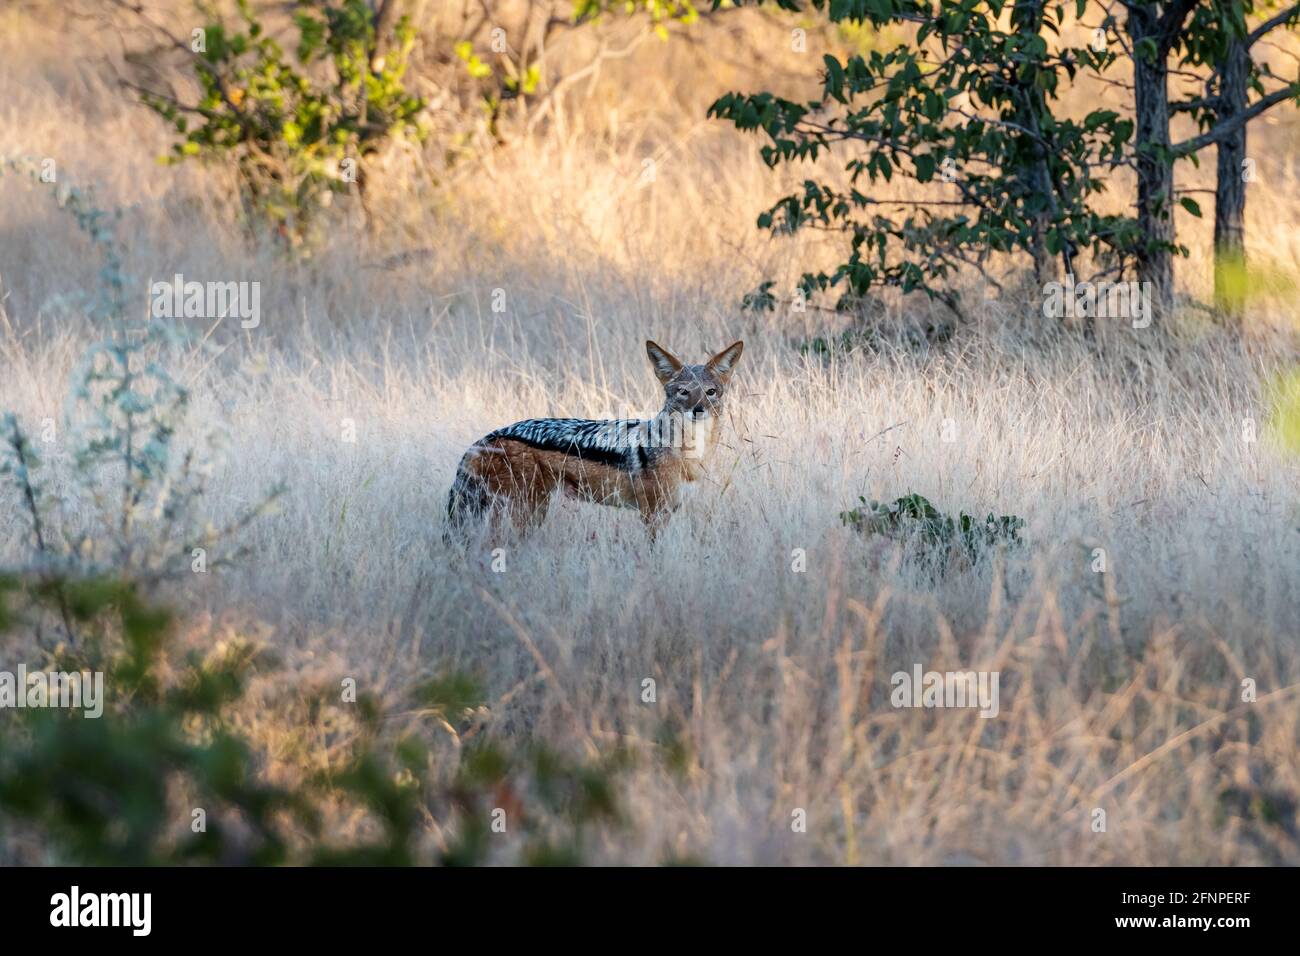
[676,388,690,398]
[705,388,717,397]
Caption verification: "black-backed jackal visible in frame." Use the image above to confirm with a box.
[445,340,744,539]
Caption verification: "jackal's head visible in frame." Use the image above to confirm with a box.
[645,340,744,422]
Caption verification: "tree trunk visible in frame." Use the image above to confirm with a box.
[369,0,401,72]
[1026,98,1061,287]
[1214,38,1249,320]
[1128,6,1175,307]
[1030,212,1054,287]
[1016,1,1063,289]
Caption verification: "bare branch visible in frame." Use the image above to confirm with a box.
[1174,80,1300,155]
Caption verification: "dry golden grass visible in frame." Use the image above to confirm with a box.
[2,1,1300,864]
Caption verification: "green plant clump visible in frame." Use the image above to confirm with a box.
[841,492,1025,567]
[138,0,426,247]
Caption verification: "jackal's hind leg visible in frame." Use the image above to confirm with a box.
[506,491,551,535]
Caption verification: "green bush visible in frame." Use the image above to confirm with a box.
[841,492,1024,570]
[135,0,426,247]
[0,573,637,865]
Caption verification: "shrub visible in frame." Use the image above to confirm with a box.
[841,492,1024,571]
[129,0,426,248]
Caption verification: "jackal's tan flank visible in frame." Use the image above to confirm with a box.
[446,340,744,537]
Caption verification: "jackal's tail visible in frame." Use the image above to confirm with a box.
[443,455,491,545]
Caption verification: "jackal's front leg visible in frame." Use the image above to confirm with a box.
[638,503,672,541]
[635,482,678,542]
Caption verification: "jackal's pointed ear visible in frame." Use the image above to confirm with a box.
[646,340,684,385]
[705,340,744,384]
